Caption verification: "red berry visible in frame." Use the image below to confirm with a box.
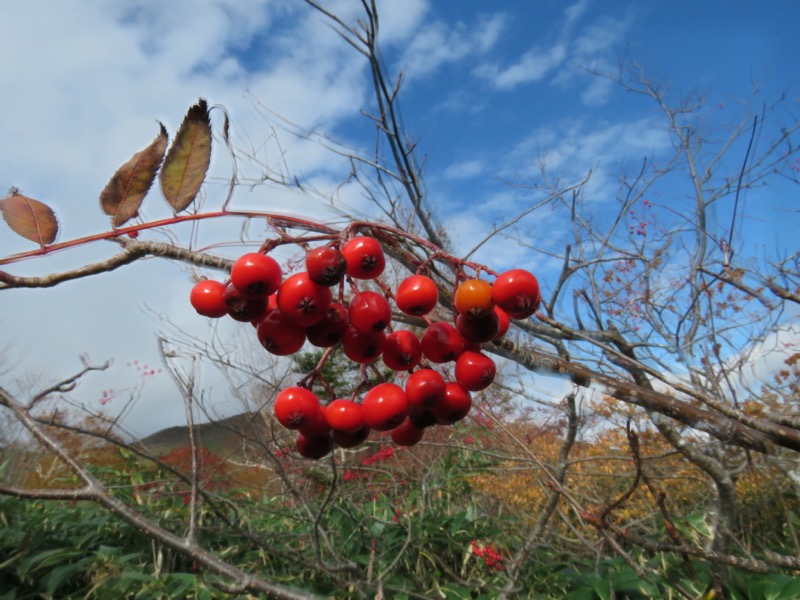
[277,272,332,327]
[395,274,439,316]
[408,405,438,429]
[454,278,494,319]
[382,330,422,371]
[362,383,408,431]
[256,308,306,356]
[349,291,392,333]
[333,425,370,448]
[190,279,228,318]
[326,399,365,433]
[493,305,510,339]
[299,404,331,439]
[342,326,386,363]
[456,311,499,343]
[492,269,541,319]
[405,368,446,410]
[274,387,320,430]
[230,252,282,299]
[420,322,465,363]
[342,236,385,280]
[224,283,268,322]
[434,382,472,425]
[390,417,425,446]
[296,432,333,459]
[306,246,347,287]
[454,351,496,391]
[306,302,349,347]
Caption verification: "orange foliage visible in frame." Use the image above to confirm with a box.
[470,424,709,531]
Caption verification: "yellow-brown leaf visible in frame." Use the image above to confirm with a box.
[100,123,168,227]
[159,99,211,213]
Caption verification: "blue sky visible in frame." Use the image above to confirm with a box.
[1,1,798,436]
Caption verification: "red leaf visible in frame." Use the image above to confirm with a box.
[100,123,168,227]
[0,193,58,246]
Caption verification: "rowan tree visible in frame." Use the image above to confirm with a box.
[0,2,798,598]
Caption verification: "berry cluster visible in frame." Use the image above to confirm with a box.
[189,235,541,459]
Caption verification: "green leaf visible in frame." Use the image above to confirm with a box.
[22,547,83,572]
[99,123,168,227]
[43,560,90,596]
[159,99,211,213]
[763,575,800,600]
[370,521,386,537]
[566,590,597,600]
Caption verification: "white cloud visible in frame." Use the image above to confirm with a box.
[397,12,506,79]
[475,1,632,106]
[442,159,485,180]
[580,76,614,106]
[0,1,397,435]
[564,0,589,28]
[375,0,431,44]
[480,44,568,90]
[502,117,670,196]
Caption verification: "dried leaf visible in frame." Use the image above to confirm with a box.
[100,123,168,227]
[0,193,59,246]
[160,99,211,213]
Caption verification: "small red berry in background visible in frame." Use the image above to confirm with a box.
[454,278,494,319]
[230,252,282,299]
[190,279,228,318]
[395,274,439,316]
[342,236,386,280]
[492,269,541,319]
[455,351,496,392]
[362,382,408,431]
[306,246,347,286]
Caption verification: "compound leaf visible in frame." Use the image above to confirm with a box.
[0,192,58,246]
[159,99,211,213]
[100,123,168,227]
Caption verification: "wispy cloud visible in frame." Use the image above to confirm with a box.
[0,0,427,435]
[500,117,671,200]
[477,44,568,90]
[475,0,632,105]
[397,13,507,79]
[442,159,486,180]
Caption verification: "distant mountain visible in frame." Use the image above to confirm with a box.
[135,411,274,459]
